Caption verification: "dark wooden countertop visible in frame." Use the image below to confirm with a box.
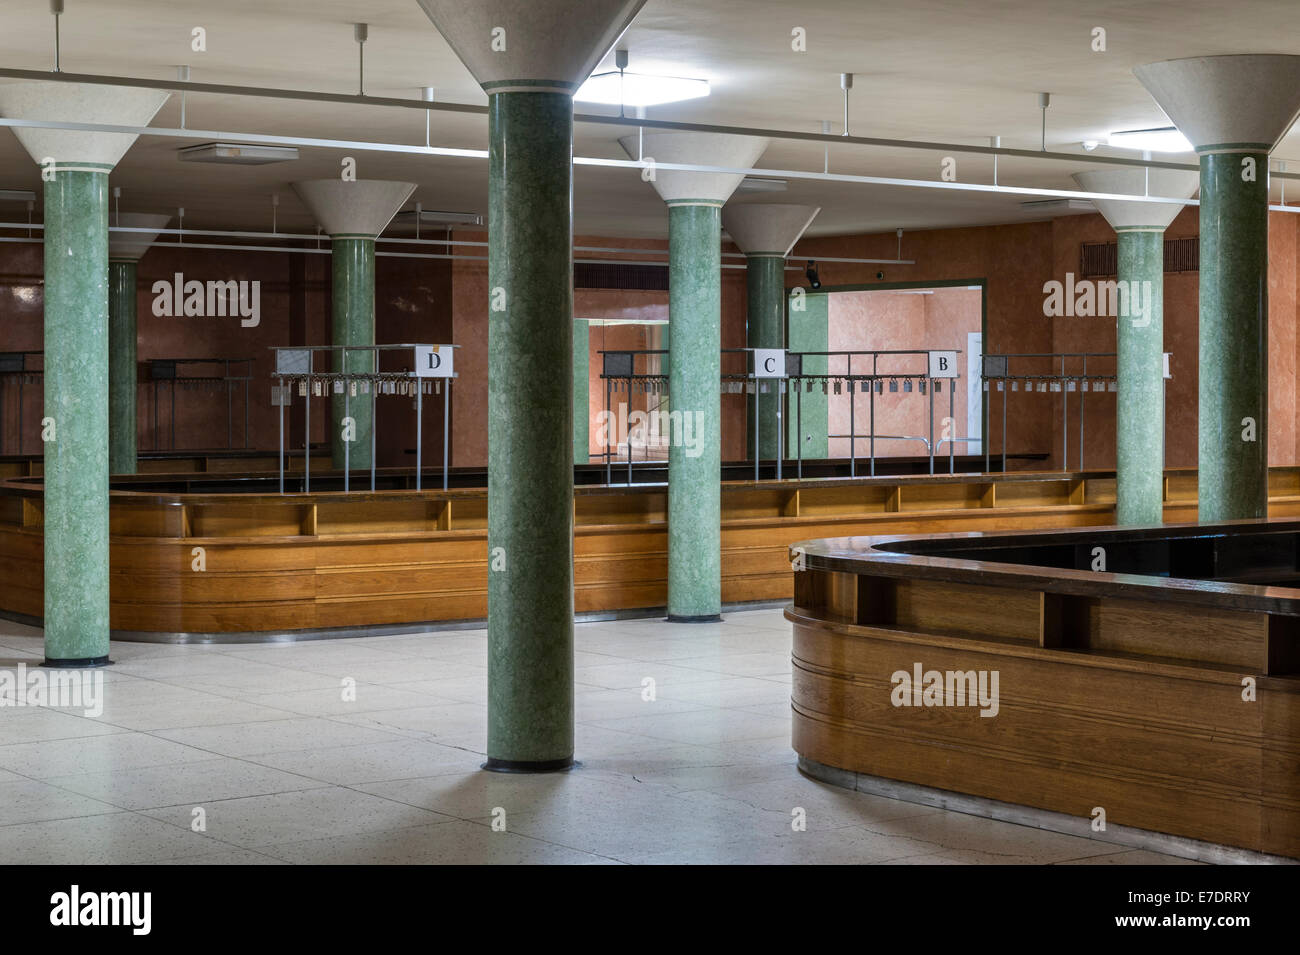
[793,518,1300,616]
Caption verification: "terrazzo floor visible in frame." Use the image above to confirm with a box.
[0,609,1193,865]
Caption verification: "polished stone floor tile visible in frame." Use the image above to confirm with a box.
[43,757,330,810]
[0,731,217,779]
[259,819,618,865]
[0,777,123,826]
[150,716,409,758]
[0,811,230,864]
[140,786,455,849]
[242,737,480,785]
[0,608,1191,865]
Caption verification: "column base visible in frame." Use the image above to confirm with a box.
[482,757,578,774]
[666,614,722,623]
[41,655,113,668]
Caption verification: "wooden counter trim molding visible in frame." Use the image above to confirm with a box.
[786,519,1300,860]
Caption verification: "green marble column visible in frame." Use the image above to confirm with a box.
[44,168,111,665]
[745,254,785,460]
[330,236,375,470]
[1198,149,1269,521]
[108,259,137,474]
[485,90,575,770]
[573,319,589,466]
[787,291,829,459]
[667,202,722,621]
[1115,229,1166,525]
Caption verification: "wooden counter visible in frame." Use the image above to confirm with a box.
[787,520,1300,859]
[4,466,1300,639]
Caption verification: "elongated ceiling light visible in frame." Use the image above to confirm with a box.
[1106,126,1192,153]
[575,71,709,107]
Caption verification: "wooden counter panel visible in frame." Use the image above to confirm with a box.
[989,479,1075,507]
[795,483,896,516]
[790,614,1297,855]
[792,705,1273,852]
[792,644,1260,793]
[314,500,443,535]
[892,580,1042,644]
[898,481,987,512]
[1088,598,1266,669]
[577,491,666,526]
[188,503,309,538]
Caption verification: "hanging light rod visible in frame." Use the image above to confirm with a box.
[2,66,1294,177]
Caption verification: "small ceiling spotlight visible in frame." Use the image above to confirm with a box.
[1081,140,1100,152]
[805,260,821,290]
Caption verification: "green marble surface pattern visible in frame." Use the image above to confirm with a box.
[330,237,375,470]
[44,169,111,662]
[745,254,785,460]
[108,259,137,475]
[667,202,723,619]
[1198,150,1269,521]
[573,318,589,466]
[1115,229,1166,525]
[787,290,829,459]
[486,91,576,765]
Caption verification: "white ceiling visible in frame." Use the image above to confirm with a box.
[1,0,1299,239]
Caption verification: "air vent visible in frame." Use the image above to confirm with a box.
[178,143,299,165]
[1080,236,1199,278]
[1020,199,1095,215]
[574,262,668,291]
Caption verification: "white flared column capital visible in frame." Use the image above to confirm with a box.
[619,132,769,206]
[1133,55,1300,151]
[0,82,168,171]
[722,203,820,256]
[109,213,171,261]
[291,180,417,237]
[1072,168,1199,231]
[415,0,646,94]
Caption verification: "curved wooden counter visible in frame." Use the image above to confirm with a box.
[787,521,1300,860]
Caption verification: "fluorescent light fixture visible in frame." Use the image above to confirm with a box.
[1106,127,1192,153]
[178,142,300,164]
[574,71,709,107]
[0,190,36,202]
[394,209,483,226]
[736,177,788,193]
